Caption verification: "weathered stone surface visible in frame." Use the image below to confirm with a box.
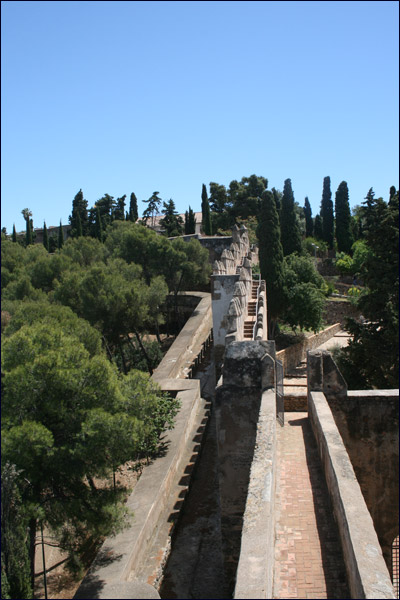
[327,390,399,575]
[234,389,277,600]
[309,391,396,599]
[74,581,160,599]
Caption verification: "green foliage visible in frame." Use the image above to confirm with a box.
[209,182,230,214]
[201,184,212,235]
[229,175,268,219]
[12,224,17,243]
[346,286,362,304]
[2,299,102,357]
[58,220,64,249]
[320,176,334,249]
[351,240,370,276]
[335,252,353,275]
[282,254,325,332]
[142,191,162,227]
[184,206,196,235]
[302,237,328,258]
[129,192,139,222]
[280,179,302,256]
[42,222,49,251]
[256,190,284,337]
[1,320,178,583]
[314,213,323,240]
[338,190,399,388]
[335,181,354,253]
[303,197,313,237]
[22,208,32,246]
[69,189,89,237]
[1,463,33,600]
[113,195,126,221]
[160,199,184,237]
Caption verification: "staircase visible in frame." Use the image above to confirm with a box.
[243,281,259,340]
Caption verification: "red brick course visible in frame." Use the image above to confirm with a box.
[273,412,350,599]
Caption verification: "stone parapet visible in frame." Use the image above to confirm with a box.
[234,389,277,599]
[276,323,342,375]
[74,293,213,600]
[308,391,396,599]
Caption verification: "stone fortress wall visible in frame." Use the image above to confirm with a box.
[74,225,398,600]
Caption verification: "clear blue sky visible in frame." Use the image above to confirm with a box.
[1,0,399,233]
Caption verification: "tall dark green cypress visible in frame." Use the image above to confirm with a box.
[129,193,139,222]
[58,220,64,249]
[303,197,313,237]
[12,224,17,243]
[314,214,323,240]
[69,189,88,237]
[43,222,49,251]
[257,190,285,338]
[320,176,334,249]
[201,184,212,235]
[95,206,103,241]
[77,212,83,237]
[335,181,353,253]
[280,179,302,256]
[188,206,196,234]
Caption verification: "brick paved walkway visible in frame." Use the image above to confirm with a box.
[273,412,350,599]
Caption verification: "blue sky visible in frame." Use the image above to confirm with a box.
[1,0,399,233]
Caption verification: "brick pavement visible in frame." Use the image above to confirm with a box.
[273,412,350,599]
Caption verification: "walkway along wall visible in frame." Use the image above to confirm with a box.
[74,293,213,600]
[215,340,277,597]
[307,350,397,599]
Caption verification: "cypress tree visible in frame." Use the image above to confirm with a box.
[184,211,189,234]
[320,176,334,248]
[314,214,323,240]
[304,197,313,237]
[129,193,139,222]
[43,222,49,251]
[95,206,103,241]
[25,218,32,245]
[77,212,83,237]
[335,181,353,253]
[69,189,88,237]
[12,224,17,243]
[188,206,196,234]
[256,190,285,338]
[201,184,212,235]
[280,179,302,256]
[58,220,64,249]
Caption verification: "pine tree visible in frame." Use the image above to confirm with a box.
[142,192,162,227]
[12,224,17,243]
[129,193,138,222]
[280,179,302,256]
[320,176,334,249]
[160,199,183,237]
[58,220,64,249]
[256,190,285,338]
[335,181,353,254]
[201,184,212,235]
[304,197,313,237]
[43,222,49,251]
